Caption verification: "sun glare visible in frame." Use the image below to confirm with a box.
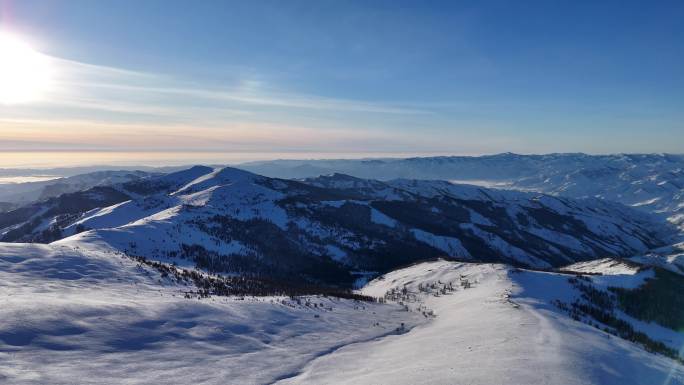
[0,32,53,105]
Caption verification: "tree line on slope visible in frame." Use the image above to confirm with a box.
[553,275,682,363]
[132,255,377,302]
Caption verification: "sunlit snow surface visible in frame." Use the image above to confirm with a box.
[0,243,421,385]
[280,261,684,385]
[1,242,683,384]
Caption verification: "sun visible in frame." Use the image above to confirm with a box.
[0,32,53,105]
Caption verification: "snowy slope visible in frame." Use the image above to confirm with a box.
[280,260,684,385]
[0,164,675,283]
[0,186,132,243]
[40,166,675,284]
[0,242,422,385]
[628,242,684,276]
[0,167,216,243]
[2,243,682,384]
[560,257,642,275]
[242,154,684,273]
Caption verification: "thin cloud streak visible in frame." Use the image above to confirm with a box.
[0,53,524,158]
[41,56,433,117]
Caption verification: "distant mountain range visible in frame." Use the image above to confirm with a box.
[0,170,155,207]
[0,164,202,209]
[240,153,684,227]
[0,164,675,285]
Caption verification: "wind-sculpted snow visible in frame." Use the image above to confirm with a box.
[2,243,683,383]
[279,260,684,385]
[0,242,422,385]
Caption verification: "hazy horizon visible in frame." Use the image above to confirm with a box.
[1,150,683,171]
[0,150,490,168]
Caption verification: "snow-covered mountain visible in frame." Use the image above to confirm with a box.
[0,165,671,285]
[628,241,684,276]
[0,167,215,243]
[0,169,155,206]
[1,164,681,383]
[0,185,135,243]
[239,153,684,227]
[2,157,681,384]
[1,242,681,384]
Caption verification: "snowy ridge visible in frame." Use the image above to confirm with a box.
[2,242,682,384]
[35,166,674,283]
[0,164,676,283]
[279,260,684,385]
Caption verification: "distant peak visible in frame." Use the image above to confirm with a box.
[304,173,363,182]
[328,172,361,180]
[215,166,257,178]
[187,165,214,172]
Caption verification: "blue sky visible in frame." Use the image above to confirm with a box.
[0,0,682,165]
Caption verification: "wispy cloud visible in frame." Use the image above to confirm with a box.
[34,56,432,120]
[1,54,522,158]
